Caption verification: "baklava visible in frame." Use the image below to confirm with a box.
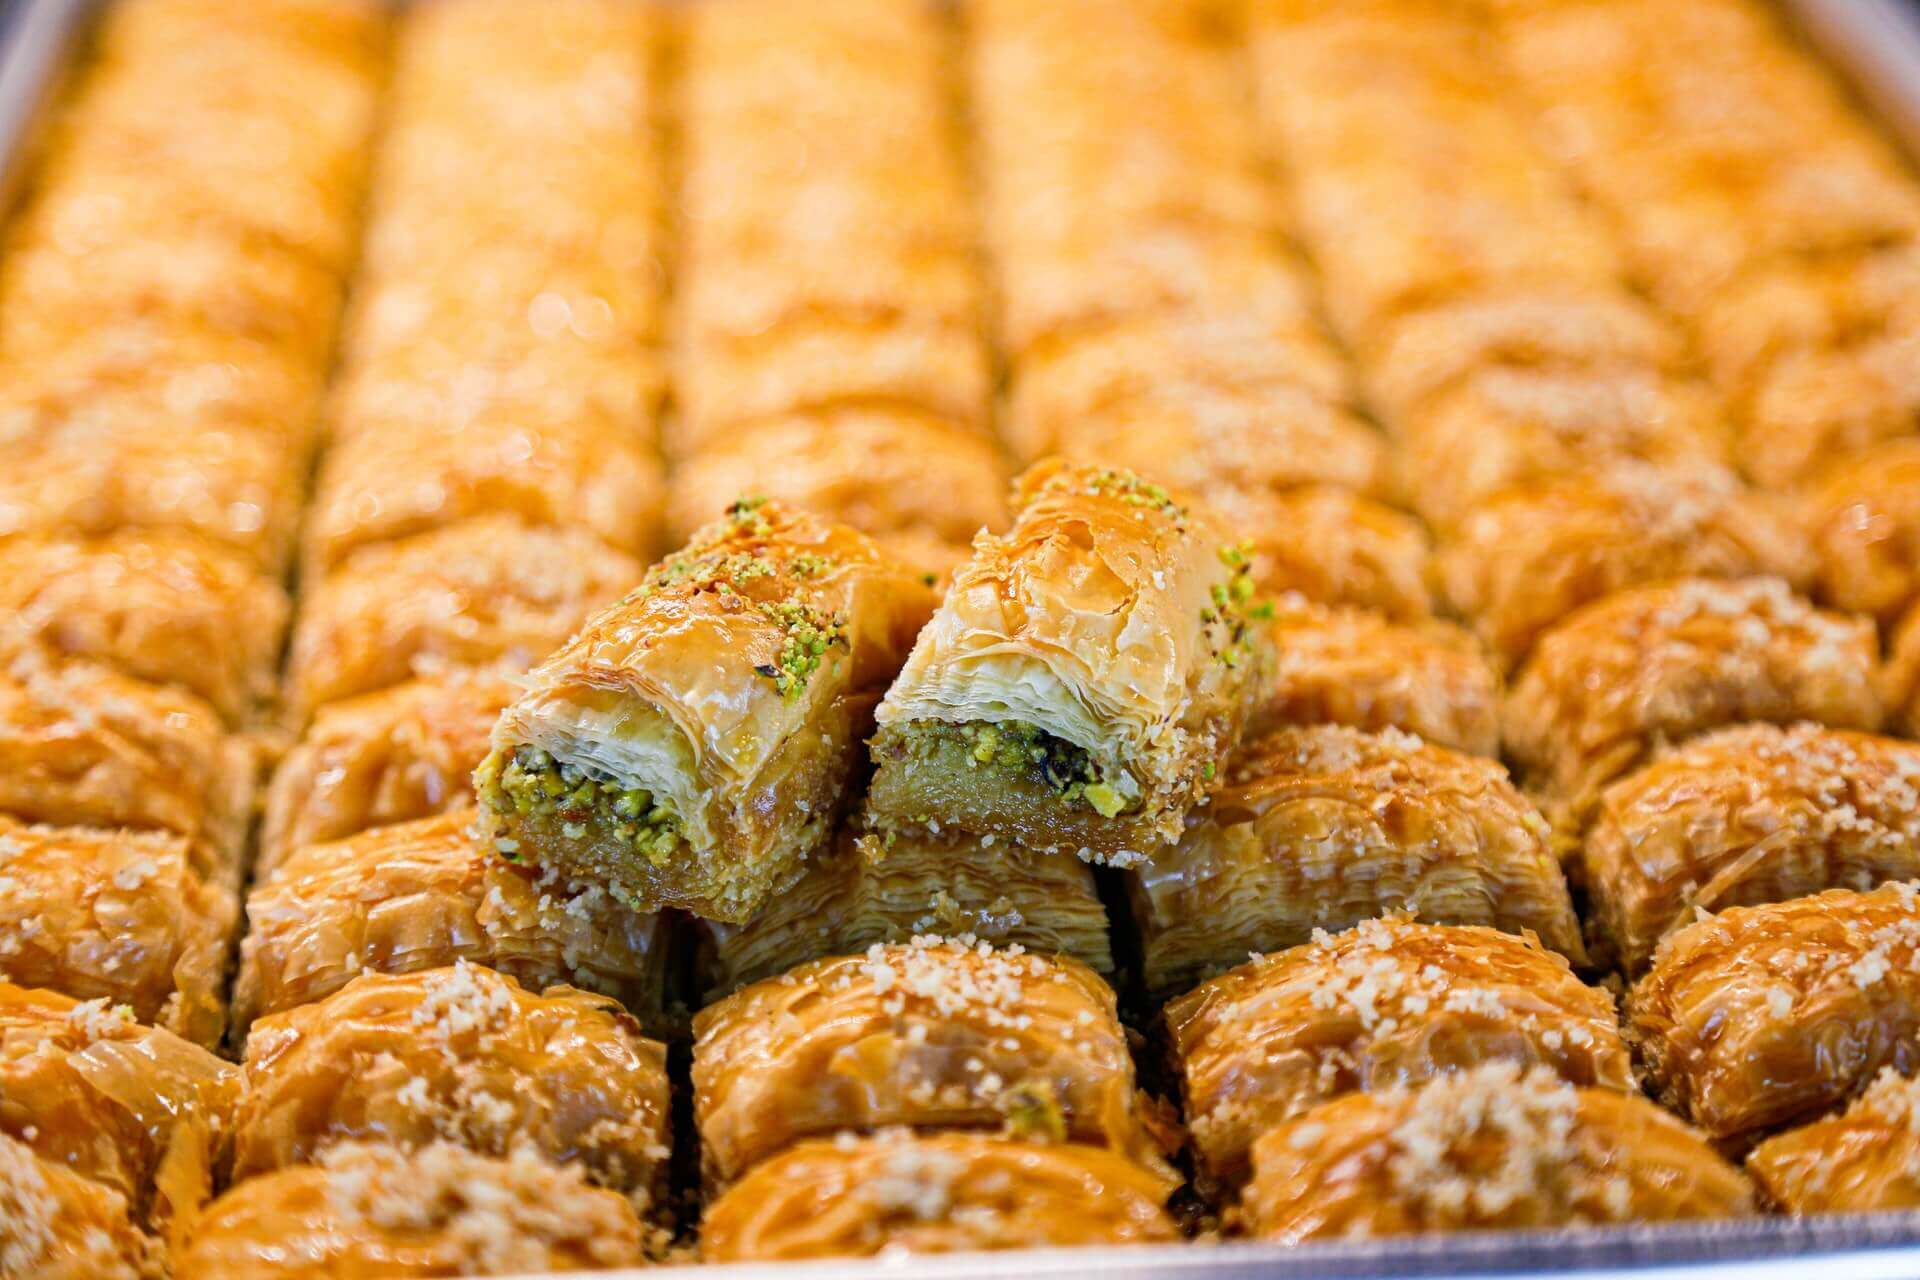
[1803,439,1920,625]
[1748,1067,1920,1212]
[0,1133,162,1280]
[1207,485,1433,624]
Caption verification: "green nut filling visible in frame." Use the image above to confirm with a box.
[928,720,1131,817]
[487,745,682,868]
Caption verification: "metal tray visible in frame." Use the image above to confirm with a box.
[6,1,1920,1276]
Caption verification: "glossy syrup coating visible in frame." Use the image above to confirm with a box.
[1209,484,1433,624]
[1803,438,1920,625]
[1749,1067,1920,1212]
[0,1133,162,1280]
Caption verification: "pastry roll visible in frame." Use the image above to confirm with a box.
[1505,579,1884,834]
[1130,726,1582,993]
[1748,1067,1920,1212]
[0,1134,162,1280]
[1241,1062,1753,1241]
[1255,598,1500,756]
[1804,439,1920,625]
[231,964,670,1205]
[476,500,934,923]
[0,531,288,726]
[870,461,1267,862]
[174,1142,648,1278]
[1437,461,1811,668]
[285,516,643,721]
[700,1131,1180,1262]
[692,938,1171,1187]
[699,821,1112,996]
[1167,918,1630,1192]
[0,817,233,1048]
[1631,882,1920,1145]
[259,667,517,877]
[1587,725,1920,973]
[1208,485,1432,623]
[233,810,667,1037]
[0,983,237,1244]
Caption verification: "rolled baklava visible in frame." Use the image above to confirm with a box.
[700,1131,1181,1262]
[1241,1063,1752,1241]
[0,1133,162,1280]
[1748,1067,1920,1212]
[174,1141,649,1278]
[476,500,934,923]
[870,461,1266,862]
[1131,726,1582,992]
[1586,724,1920,972]
[231,964,670,1205]
[1167,918,1630,1192]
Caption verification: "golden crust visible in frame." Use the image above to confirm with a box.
[1167,918,1630,1193]
[1505,578,1884,835]
[232,964,670,1204]
[1241,1063,1752,1241]
[692,939,1171,1188]
[1209,485,1432,623]
[699,1131,1180,1262]
[1631,882,1920,1145]
[0,1134,163,1280]
[1748,1067,1920,1212]
[1131,726,1582,993]
[1804,438,1920,625]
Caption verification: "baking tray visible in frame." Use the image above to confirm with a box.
[6,0,1920,1276]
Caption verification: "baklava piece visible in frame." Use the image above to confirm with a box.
[1505,578,1884,834]
[1632,883,1920,1146]
[1804,439,1920,625]
[1241,1063,1752,1241]
[1208,485,1433,623]
[871,461,1267,863]
[1167,918,1630,1192]
[1748,1067,1920,1212]
[174,1141,649,1277]
[1586,724,1920,972]
[699,1131,1180,1262]
[0,1134,162,1280]
[233,810,667,1037]
[231,964,670,1206]
[692,938,1172,1188]
[476,500,934,923]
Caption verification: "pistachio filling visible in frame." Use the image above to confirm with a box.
[482,745,682,867]
[914,720,1135,818]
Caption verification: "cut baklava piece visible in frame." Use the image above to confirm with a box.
[699,821,1112,996]
[1804,438,1920,625]
[0,531,288,726]
[1167,918,1630,1193]
[232,809,667,1038]
[1131,726,1582,994]
[1631,882,1920,1145]
[0,1134,163,1280]
[174,1141,649,1278]
[284,516,643,721]
[871,461,1266,863]
[258,667,517,877]
[1241,1063,1752,1241]
[1587,725,1920,973]
[1505,579,1884,835]
[1748,1067,1920,1212]
[1437,461,1812,668]
[700,1131,1180,1262]
[1208,485,1433,623]
[475,500,934,923]
[1255,597,1500,757]
[693,938,1170,1187]
[0,817,233,1048]
[231,963,670,1205]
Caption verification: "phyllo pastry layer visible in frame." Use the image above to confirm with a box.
[1209,485,1433,623]
[1131,726,1582,993]
[0,1133,162,1280]
[1167,917,1629,1193]
[871,461,1267,863]
[477,499,934,923]
[1241,1062,1752,1241]
[1748,1067,1920,1212]
[699,1130,1180,1262]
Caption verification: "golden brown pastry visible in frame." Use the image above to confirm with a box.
[259,667,517,877]
[1586,724,1920,972]
[1748,1067,1920,1212]
[476,500,934,923]
[1505,578,1884,834]
[1803,438,1920,625]
[231,964,670,1205]
[871,461,1267,864]
[1254,596,1501,756]
[284,516,643,722]
[1241,1063,1753,1241]
[174,1141,649,1277]
[1131,726,1583,993]
[0,1134,163,1280]
[233,810,667,1038]
[1631,882,1920,1145]
[700,1131,1181,1261]
[693,938,1171,1187]
[1209,485,1433,623]
[1166,917,1630,1192]
[0,817,233,1048]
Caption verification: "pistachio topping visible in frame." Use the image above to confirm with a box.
[726,493,772,536]
[1202,541,1267,668]
[755,600,849,700]
[1081,467,1188,527]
